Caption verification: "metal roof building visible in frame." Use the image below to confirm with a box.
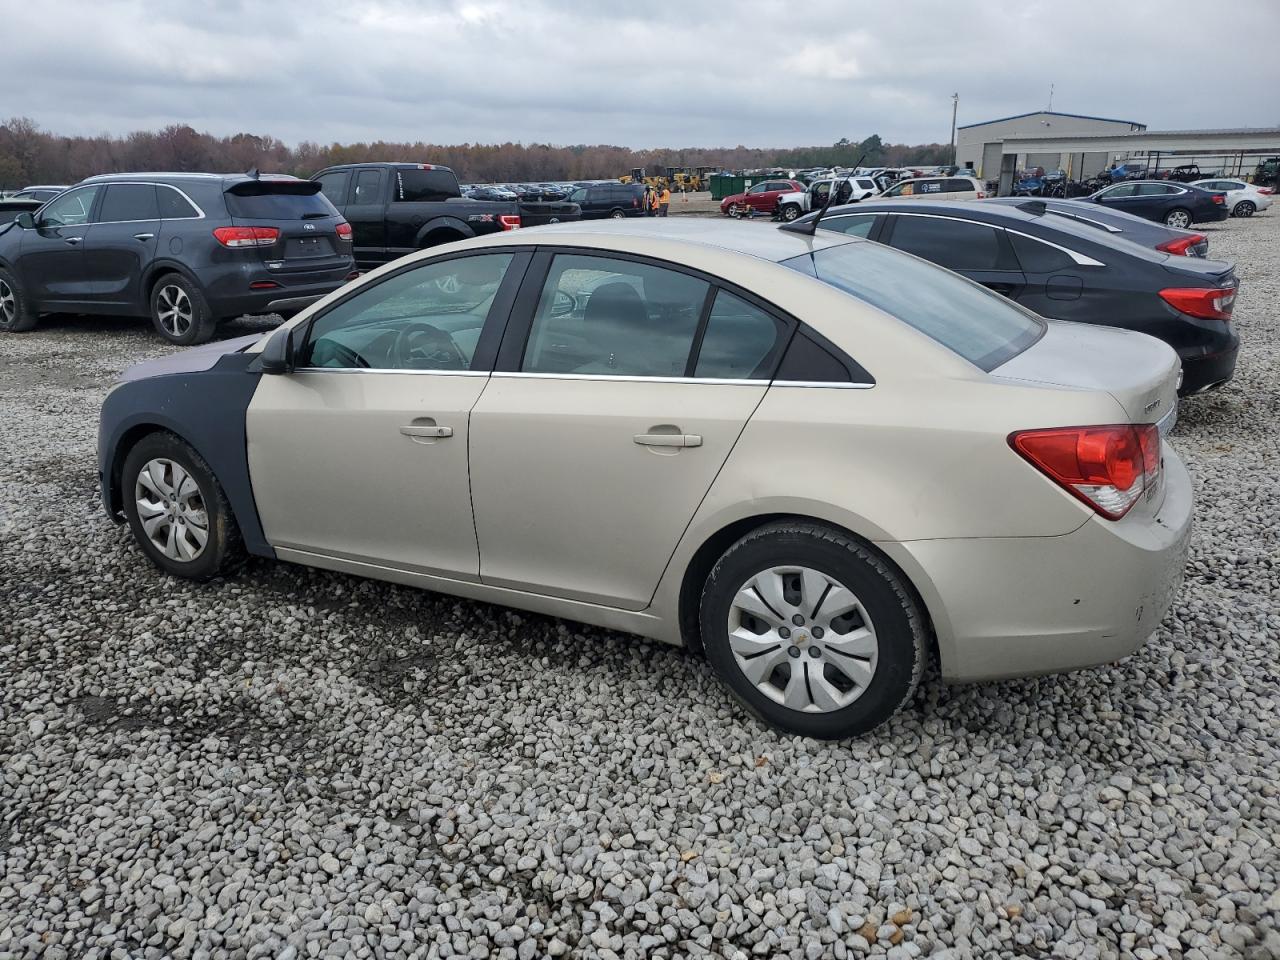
[956,111,1146,180]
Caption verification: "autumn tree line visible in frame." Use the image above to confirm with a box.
[0,119,953,189]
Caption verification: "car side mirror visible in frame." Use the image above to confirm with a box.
[14,212,35,229]
[260,323,298,375]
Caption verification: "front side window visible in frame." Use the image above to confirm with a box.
[302,253,514,370]
[888,215,1013,271]
[747,184,767,195]
[38,186,100,227]
[783,241,1043,371]
[522,255,708,377]
[823,214,877,238]
[694,290,787,380]
[352,169,384,205]
[1100,184,1137,198]
[97,183,159,222]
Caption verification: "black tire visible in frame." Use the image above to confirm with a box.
[726,203,741,218]
[779,204,801,222]
[1164,208,1192,229]
[699,521,927,739]
[149,272,216,346]
[1234,200,1255,218]
[609,209,627,219]
[121,432,242,582]
[0,266,38,333]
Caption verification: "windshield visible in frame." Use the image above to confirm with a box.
[782,242,1044,371]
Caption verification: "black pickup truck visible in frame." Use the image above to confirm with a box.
[312,162,579,269]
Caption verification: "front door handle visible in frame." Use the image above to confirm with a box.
[401,424,453,440]
[133,233,155,241]
[634,433,702,448]
[63,236,82,245]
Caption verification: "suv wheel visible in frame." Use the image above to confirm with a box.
[609,209,627,219]
[779,203,801,222]
[121,432,242,582]
[1235,200,1256,218]
[699,521,927,739]
[150,273,216,346]
[1164,208,1192,229]
[0,267,38,332]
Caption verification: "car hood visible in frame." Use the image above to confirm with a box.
[118,333,264,382]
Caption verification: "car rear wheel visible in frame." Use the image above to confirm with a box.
[1164,208,1192,229]
[121,432,242,582]
[0,267,38,333]
[609,208,627,219]
[699,521,927,739]
[1234,200,1255,218]
[779,203,802,222]
[150,273,216,346]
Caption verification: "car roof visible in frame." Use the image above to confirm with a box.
[78,172,295,188]
[490,216,855,262]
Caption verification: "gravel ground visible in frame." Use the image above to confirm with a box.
[2,216,1278,960]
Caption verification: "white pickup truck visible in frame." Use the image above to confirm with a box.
[776,176,882,222]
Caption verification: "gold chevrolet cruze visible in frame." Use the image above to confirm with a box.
[99,219,1192,738]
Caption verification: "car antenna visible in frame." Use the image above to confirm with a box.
[781,154,865,236]
[246,167,260,180]
[1017,199,1047,216]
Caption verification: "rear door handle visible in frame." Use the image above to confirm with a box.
[133,233,155,241]
[634,433,702,448]
[401,424,453,439]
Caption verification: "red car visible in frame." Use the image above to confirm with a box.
[720,179,806,217]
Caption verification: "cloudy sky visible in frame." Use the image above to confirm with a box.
[4,0,1279,148]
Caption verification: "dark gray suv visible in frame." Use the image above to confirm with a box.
[0,173,356,344]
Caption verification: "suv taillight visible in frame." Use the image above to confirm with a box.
[335,222,353,241]
[499,215,521,231]
[213,226,279,248]
[1159,286,1235,321]
[1156,234,1206,256]
[1010,424,1161,520]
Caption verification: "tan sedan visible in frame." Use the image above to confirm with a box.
[99,219,1192,738]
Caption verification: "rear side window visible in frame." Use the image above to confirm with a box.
[1009,232,1075,273]
[225,187,337,220]
[783,242,1043,371]
[97,183,159,222]
[888,215,1014,271]
[694,290,788,380]
[396,168,460,202]
[158,186,200,219]
[917,179,944,194]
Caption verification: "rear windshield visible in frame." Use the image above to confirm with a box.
[782,242,1044,371]
[225,187,337,220]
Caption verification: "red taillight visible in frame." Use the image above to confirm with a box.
[213,226,279,248]
[335,222,353,242]
[976,190,986,198]
[1156,233,1206,256]
[1258,187,1274,195]
[344,270,360,282]
[499,215,521,231]
[1159,286,1235,321]
[1211,194,1225,204]
[1010,424,1161,520]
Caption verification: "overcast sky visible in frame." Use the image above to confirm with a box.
[4,0,1279,148]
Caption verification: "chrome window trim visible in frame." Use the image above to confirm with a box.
[291,367,490,377]
[1003,227,1105,267]
[91,181,207,223]
[490,372,874,388]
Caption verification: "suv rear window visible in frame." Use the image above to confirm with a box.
[782,242,1043,371]
[224,184,336,220]
[396,168,460,202]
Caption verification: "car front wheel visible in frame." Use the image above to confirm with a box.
[779,204,801,222]
[699,521,927,739]
[121,432,242,582]
[0,267,38,332]
[1235,200,1255,218]
[1164,208,1192,228]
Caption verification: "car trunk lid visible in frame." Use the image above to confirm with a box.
[993,320,1181,427]
[223,179,350,274]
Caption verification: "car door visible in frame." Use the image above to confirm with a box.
[17,184,101,308]
[1093,183,1141,214]
[744,183,772,212]
[344,168,388,266]
[468,251,790,610]
[246,250,530,578]
[80,182,161,312]
[882,213,1026,297]
[1132,182,1178,218]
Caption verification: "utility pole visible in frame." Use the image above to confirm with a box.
[949,93,959,167]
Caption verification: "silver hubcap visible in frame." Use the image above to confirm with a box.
[156,284,193,338]
[1168,211,1190,228]
[0,279,15,325]
[728,566,878,713]
[135,458,209,562]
